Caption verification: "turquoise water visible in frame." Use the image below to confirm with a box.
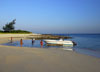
[2,34,100,58]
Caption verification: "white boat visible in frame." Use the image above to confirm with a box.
[44,39,74,46]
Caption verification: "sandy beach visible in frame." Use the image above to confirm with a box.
[0,34,100,72]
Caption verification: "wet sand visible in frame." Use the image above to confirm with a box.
[0,34,100,72]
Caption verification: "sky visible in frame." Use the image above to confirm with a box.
[0,0,100,34]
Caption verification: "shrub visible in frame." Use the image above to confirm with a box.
[10,30,32,33]
[0,30,3,33]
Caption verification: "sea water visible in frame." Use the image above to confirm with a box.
[2,34,100,58]
[56,34,100,57]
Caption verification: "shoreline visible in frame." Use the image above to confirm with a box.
[0,34,100,72]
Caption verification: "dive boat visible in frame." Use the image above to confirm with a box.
[44,39,74,46]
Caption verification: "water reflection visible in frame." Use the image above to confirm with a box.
[3,39,75,49]
[63,47,73,51]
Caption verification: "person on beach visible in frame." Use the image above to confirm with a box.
[40,40,43,47]
[32,38,35,45]
[11,37,13,43]
[20,39,23,47]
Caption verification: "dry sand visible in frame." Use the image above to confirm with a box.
[0,34,100,72]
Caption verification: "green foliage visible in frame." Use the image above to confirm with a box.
[3,19,16,32]
[1,19,32,34]
[0,30,32,34]
[10,30,32,33]
[0,30,3,33]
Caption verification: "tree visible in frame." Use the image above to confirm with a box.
[3,19,16,32]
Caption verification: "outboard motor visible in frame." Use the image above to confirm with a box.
[72,41,77,46]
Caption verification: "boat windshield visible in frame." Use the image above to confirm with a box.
[59,38,63,41]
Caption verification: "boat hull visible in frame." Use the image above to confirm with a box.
[44,40,74,46]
